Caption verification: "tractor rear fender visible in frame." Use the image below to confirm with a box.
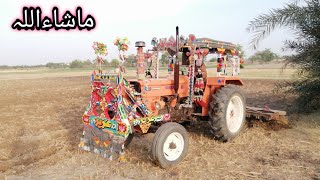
[201,77,244,116]
[206,77,244,87]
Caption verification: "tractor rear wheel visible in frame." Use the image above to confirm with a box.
[209,84,246,142]
[151,122,189,169]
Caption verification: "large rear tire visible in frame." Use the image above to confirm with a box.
[209,84,246,142]
[151,122,189,169]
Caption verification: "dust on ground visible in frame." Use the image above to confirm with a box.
[0,76,319,179]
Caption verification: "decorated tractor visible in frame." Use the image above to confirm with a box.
[79,27,246,168]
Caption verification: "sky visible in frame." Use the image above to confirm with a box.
[0,0,295,65]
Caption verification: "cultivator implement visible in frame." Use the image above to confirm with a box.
[246,106,288,124]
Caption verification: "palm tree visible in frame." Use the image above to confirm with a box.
[247,0,320,112]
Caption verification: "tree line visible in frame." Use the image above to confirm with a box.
[0,59,122,69]
[0,47,282,70]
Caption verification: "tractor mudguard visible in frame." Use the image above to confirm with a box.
[200,77,244,116]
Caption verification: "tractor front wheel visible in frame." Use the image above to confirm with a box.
[209,84,246,142]
[151,122,189,169]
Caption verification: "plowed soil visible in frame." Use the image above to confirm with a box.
[0,76,319,179]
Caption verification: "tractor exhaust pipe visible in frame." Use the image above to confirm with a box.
[174,26,179,94]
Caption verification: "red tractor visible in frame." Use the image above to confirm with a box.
[80,27,246,169]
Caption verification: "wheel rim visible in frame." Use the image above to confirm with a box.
[226,95,244,133]
[163,132,184,161]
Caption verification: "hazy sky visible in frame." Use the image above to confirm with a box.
[0,0,294,65]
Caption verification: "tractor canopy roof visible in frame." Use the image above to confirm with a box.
[180,38,238,54]
[195,38,236,50]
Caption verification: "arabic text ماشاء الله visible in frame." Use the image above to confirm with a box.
[11,6,96,31]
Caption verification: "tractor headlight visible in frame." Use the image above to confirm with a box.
[155,101,165,110]
[155,102,161,110]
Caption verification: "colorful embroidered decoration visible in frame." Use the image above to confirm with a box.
[194,48,206,103]
[186,59,195,107]
[131,114,171,126]
[194,69,205,100]
[80,41,130,161]
[230,50,241,76]
[151,36,178,76]
[216,48,226,77]
[150,38,160,79]
[114,37,130,72]
[92,42,108,73]
[114,37,129,51]
[152,52,159,79]
[217,58,223,73]
[136,44,145,80]
[183,35,197,107]
[93,42,108,56]
[80,40,171,162]
[223,55,227,75]
[79,69,131,161]
[145,52,152,78]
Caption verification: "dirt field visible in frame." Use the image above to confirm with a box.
[0,72,319,179]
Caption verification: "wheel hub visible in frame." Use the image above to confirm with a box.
[230,110,235,118]
[226,95,244,133]
[163,132,184,161]
[169,142,177,149]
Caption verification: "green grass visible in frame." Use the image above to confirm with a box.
[0,64,297,80]
[239,68,295,79]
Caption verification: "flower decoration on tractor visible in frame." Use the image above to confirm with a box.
[92,42,108,72]
[114,37,130,72]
